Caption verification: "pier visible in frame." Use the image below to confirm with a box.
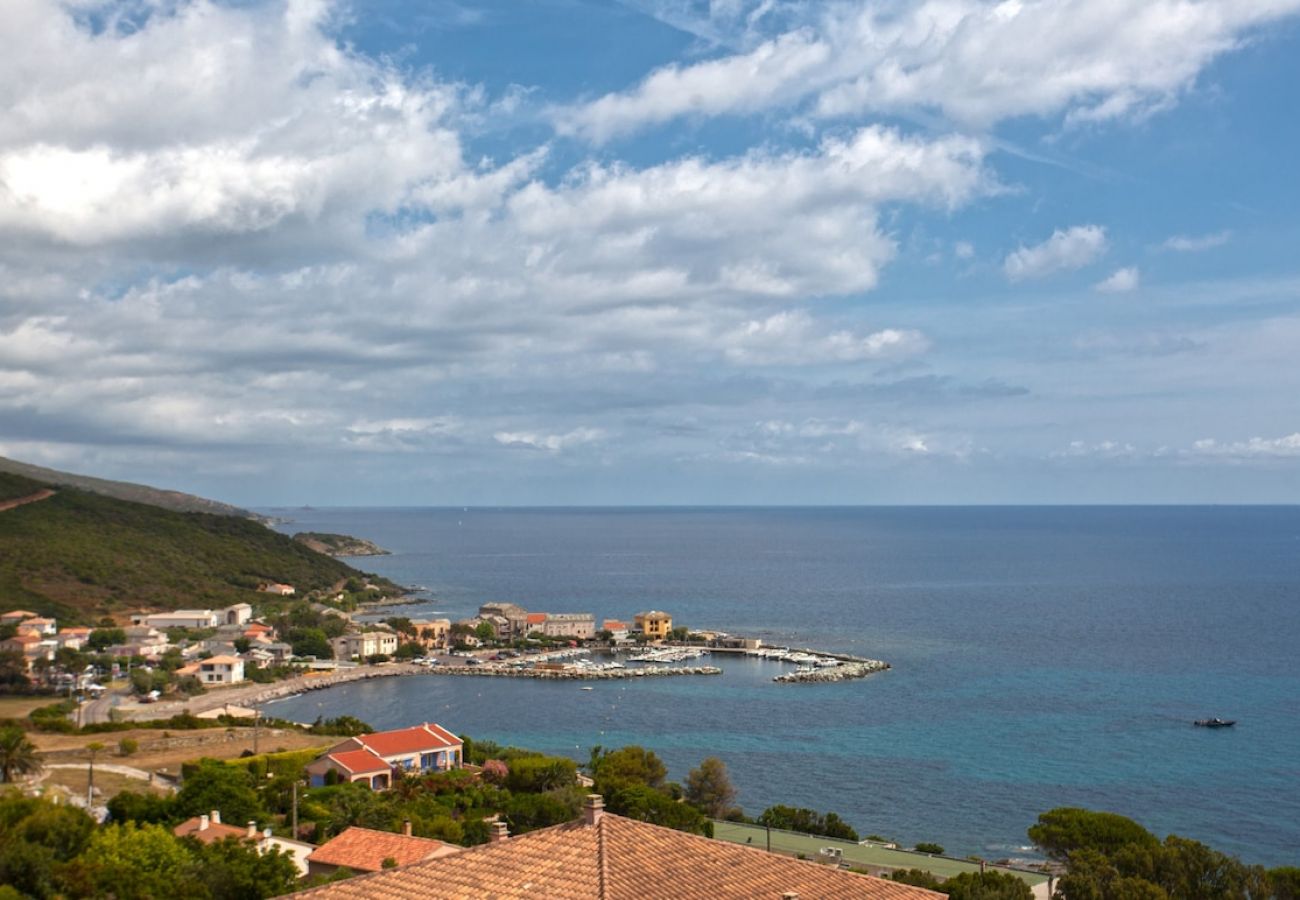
[426,664,721,680]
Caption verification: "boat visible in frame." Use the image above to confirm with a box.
[1193,718,1236,728]
[580,686,594,691]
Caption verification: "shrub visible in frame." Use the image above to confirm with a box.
[117,738,138,757]
[914,842,945,855]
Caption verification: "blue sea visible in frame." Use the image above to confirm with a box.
[264,507,1300,866]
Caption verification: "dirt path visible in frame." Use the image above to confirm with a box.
[0,488,55,512]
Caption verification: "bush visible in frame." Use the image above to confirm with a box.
[914,842,945,855]
[117,738,138,757]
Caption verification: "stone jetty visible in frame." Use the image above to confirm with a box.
[773,660,890,683]
[428,665,721,681]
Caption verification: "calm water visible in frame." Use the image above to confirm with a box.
[265,507,1300,866]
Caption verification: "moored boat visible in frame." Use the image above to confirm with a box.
[1193,718,1236,728]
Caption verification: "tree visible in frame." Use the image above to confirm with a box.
[505,755,578,793]
[889,869,944,891]
[914,841,945,855]
[107,790,178,826]
[191,835,299,900]
[757,805,859,841]
[1028,808,1157,861]
[0,650,28,687]
[684,756,737,819]
[174,759,263,825]
[88,628,126,652]
[591,746,667,794]
[474,620,496,642]
[942,871,1034,900]
[608,785,712,836]
[0,726,42,783]
[80,821,197,899]
[287,627,332,659]
[1271,867,1300,900]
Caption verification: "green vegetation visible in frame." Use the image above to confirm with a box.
[0,471,396,621]
[756,804,860,841]
[589,745,713,836]
[684,756,738,819]
[0,726,42,782]
[890,869,1033,899]
[1031,807,1300,899]
[0,794,298,899]
[291,533,389,557]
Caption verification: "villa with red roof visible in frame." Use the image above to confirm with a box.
[306,722,463,789]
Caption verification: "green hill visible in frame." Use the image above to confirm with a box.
[0,471,396,623]
[0,455,260,519]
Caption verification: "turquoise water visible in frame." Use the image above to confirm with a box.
[264,507,1300,866]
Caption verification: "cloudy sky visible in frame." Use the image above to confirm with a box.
[3,0,1300,506]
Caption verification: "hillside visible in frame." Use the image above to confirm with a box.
[293,532,390,557]
[0,471,398,623]
[0,455,259,519]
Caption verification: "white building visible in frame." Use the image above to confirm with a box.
[133,609,218,629]
[197,655,245,685]
[539,613,596,640]
[330,631,399,660]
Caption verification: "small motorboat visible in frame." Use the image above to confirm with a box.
[1193,718,1236,728]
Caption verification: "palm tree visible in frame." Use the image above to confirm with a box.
[0,726,43,783]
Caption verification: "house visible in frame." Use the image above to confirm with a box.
[260,583,296,596]
[306,722,463,789]
[0,632,48,672]
[174,809,316,876]
[408,618,450,651]
[330,631,399,661]
[540,613,596,640]
[477,603,529,638]
[244,621,277,641]
[263,641,295,663]
[18,617,58,636]
[602,619,630,641]
[0,610,38,626]
[132,609,219,630]
[524,612,547,635]
[110,626,171,658]
[635,610,673,641]
[198,655,245,685]
[305,824,460,878]
[222,603,254,626]
[55,627,92,650]
[288,795,943,899]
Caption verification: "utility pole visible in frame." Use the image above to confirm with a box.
[291,781,299,839]
[252,705,261,755]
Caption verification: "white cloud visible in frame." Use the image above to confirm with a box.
[1095,266,1140,293]
[557,1,1300,140]
[1162,231,1232,252]
[1188,433,1300,460]
[493,428,607,452]
[721,310,928,365]
[1004,225,1108,281]
[954,241,975,260]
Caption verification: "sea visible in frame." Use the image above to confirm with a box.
[262,506,1300,867]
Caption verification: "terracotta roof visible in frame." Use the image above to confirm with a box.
[201,655,243,665]
[355,723,461,757]
[526,613,547,625]
[0,610,38,619]
[307,827,459,873]
[326,748,391,775]
[174,817,254,845]
[290,812,943,900]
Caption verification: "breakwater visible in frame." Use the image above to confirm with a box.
[773,660,890,683]
[428,664,722,680]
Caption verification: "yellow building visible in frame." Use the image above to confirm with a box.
[634,610,673,640]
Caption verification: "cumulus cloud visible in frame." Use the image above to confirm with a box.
[1003,225,1108,281]
[1095,266,1140,293]
[1162,231,1232,252]
[493,428,607,452]
[557,0,1300,140]
[1188,433,1300,460]
[721,310,928,365]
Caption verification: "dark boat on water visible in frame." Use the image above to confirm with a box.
[1194,718,1236,728]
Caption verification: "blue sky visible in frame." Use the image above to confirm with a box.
[2,0,1300,505]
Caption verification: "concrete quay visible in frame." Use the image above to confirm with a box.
[426,664,722,680]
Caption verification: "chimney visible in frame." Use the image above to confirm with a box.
[781,894,799,900]
[247,821,257,839]
[583,794,604,827]
[403,820,413,837]
[490,821,509,843]
[210,809,221,825]
[199,814,209,831]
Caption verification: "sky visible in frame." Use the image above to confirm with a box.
[2,0,1300,506]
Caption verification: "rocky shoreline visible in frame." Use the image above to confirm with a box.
[773,660,890,683]
[427,665,722,680]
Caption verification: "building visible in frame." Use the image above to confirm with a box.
[477,603,529,638]
[55,627,92,650]
[306,722,463,789]
[330,631,399,660]
[222,603,254,626]
[17,616,57,636]
[0,610,38,626]
[198,655,245,685]
[602,619,630,641]
[524,612,547,635]
[174,809,316,877]
[132,609,219,630]
[635,610,673,641]
[306,825,460,878]
[408,618,450,651]
[539,613,596,640]
[288,795,942,899]
[0,632,48,672]
[259,583,296,596]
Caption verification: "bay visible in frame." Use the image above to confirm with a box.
[264,506,1300,866]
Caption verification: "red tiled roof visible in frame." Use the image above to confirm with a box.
[174,817,254,845]
[526,613,547,625]
[291,812,943,900]
[307,827,459,873]
[327,748,391,775]
[356,723,461,757]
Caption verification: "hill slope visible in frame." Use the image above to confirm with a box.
[0,455,258,519]
[0,471,395,623]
